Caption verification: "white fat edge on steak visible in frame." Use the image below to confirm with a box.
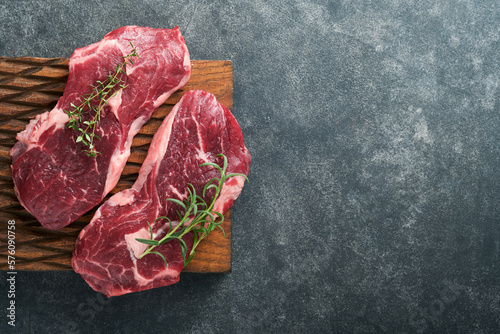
[134,97,179,191]
[105,188,137,207]
[153,43,191,109]
[103,41,190,194]
[99,40,143,195]
[14,107,69,152]
[214,174,247,214]
[191,94,248,215]
[122,99,179,260]
[76,206,102,240]
[101,91,142,195]
[70,38,115,66]
[104,97,179,263]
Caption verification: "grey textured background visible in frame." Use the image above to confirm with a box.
[1,0,500,333]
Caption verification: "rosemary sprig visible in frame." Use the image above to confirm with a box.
[65,42,139,157]
[135,154,249,268]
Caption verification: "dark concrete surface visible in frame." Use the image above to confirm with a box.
[1,0,500,333]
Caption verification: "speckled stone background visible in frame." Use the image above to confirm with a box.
[1,0,500,333]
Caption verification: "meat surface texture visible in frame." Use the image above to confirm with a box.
[10,26,191,230]
[72,90,251,297]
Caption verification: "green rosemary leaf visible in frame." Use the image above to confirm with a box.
[196,219,216,226]
[192,230,199,246]
[224,173,250,182]
[152,216,169,223]
[186,184,195,200]
[179,238,187,262]
[147,221,154,240]
[217,153,228,176]
[150,251,168,268]
[184,251,195,267]
[194,197,208,209]
[165,217,173,233]
[217,224,226,237]
[135,238,160,246]
[202,178,219,197]
[161,236,176,243]
[213,211,224,221]
[194,226,208,235]
[166,198,187,211]
[200,162,223,174]
[198,210,216,222]
[204,184,218,195]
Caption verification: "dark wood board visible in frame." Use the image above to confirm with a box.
[0,57,233,273]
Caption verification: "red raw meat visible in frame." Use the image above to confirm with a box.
[72,90,251,297]
[10,26,191,230]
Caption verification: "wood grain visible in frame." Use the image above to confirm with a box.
[0,57,233,273]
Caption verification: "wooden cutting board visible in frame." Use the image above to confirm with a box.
[0,57,233,273]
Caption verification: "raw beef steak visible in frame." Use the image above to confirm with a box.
[72,90,251,297]
[10,26,191,230]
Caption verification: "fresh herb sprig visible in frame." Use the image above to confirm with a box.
[65,42,139,157]
[135,154,248,268]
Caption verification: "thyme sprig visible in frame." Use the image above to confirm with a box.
[135,154,248,268]
[65,42,139,157]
